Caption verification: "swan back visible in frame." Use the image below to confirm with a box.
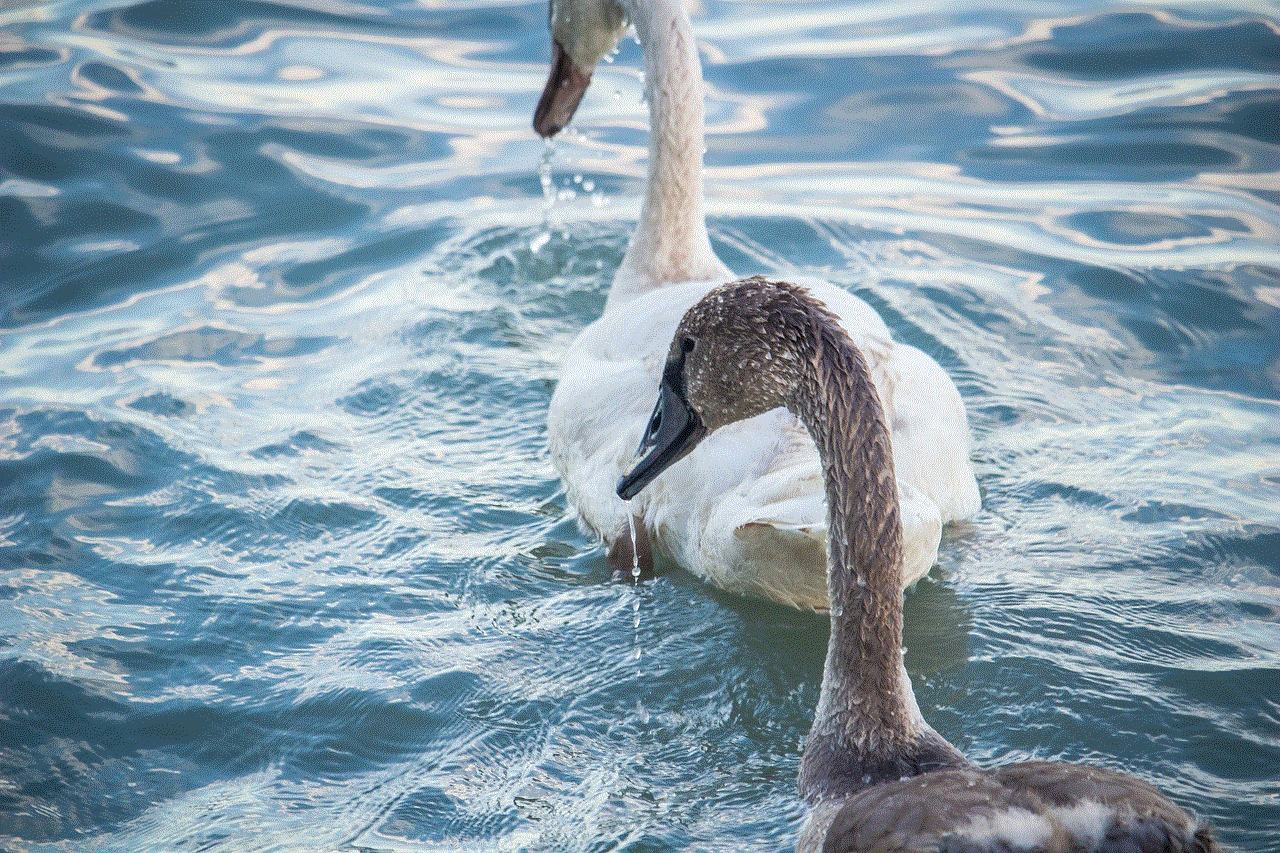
[810,762,1214,853]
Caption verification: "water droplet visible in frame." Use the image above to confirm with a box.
[626,513,641,582]
[626,514,644,659]
[538,145,556,209]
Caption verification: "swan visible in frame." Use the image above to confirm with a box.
[617,276,1216,852]
[537,0,980,608]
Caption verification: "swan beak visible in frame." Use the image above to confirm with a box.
[534,40,591,137]
[617,378,706,500]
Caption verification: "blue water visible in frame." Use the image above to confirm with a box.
[2,1,1278,850]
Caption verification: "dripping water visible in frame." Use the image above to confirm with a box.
[626,512,643,659]
[538,142,555,207]
[625,513,641,582]
[530,143,556,253]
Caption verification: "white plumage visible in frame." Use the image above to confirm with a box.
[537,0,979,609]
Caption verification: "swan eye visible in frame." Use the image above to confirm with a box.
[681,337,695,354]
[648,408,661,434]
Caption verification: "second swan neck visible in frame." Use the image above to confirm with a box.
[610,0,730,307]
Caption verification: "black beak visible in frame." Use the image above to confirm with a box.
[617,376,706,500]
[533,40,591,138]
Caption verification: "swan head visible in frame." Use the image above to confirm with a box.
[618,277,818,499]
[534,0,629,137]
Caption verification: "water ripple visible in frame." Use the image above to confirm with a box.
[1,0,1278,851]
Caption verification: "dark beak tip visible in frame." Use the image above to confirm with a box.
[616,455,647,500]
[533,117,562,138]
[533,41,589,141]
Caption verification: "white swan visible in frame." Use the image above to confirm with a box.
[618,277,1216,852]
[537,0,980,609]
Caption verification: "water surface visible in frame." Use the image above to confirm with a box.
[2,0,1279,850]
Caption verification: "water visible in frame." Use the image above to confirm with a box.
[1,0,1277,850]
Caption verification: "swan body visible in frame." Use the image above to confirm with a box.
[538,0,979,608]
[617,277,1216,853]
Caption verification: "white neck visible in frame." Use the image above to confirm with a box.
[608,0,730,309]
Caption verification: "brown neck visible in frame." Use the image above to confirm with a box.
[792,310,965,801]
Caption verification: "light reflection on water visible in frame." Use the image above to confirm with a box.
[1,0,1278,851]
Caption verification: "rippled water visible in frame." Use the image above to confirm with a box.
[2,1,1278,850]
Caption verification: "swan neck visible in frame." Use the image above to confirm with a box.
[792,322,930,795]
[610,0,728,307]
